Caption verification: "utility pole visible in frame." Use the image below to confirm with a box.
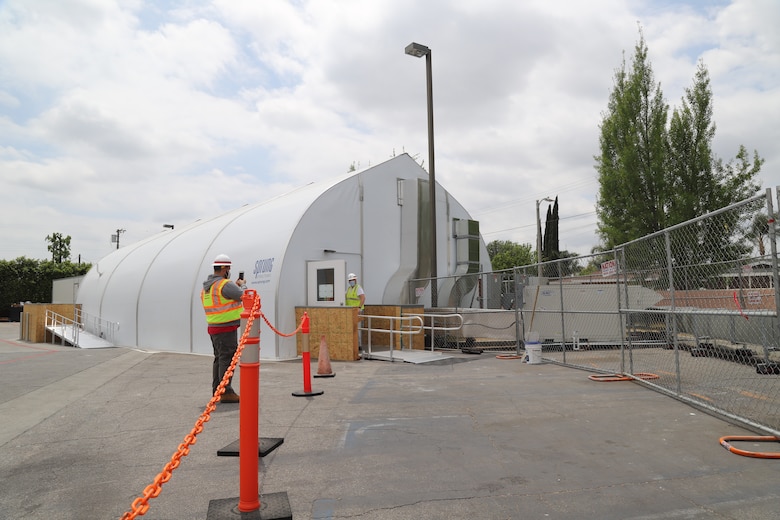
[112,228,126,250]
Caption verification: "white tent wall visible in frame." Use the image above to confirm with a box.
[76,154,492,360]
[190,181,329,358]
[275,155,418,358]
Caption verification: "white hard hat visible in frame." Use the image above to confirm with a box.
[348,273,357,280]
[213,254,232,267]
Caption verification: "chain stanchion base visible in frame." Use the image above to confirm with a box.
[291,389,324,397]
[207,492,291,519]
[217,437,284,458]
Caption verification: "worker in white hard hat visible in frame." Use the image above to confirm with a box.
[201,254,246,403]
[345,273,365,351]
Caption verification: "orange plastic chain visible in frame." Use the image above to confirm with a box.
[119,299,307,519]
[119,295,260,520]
[260,311,304,337]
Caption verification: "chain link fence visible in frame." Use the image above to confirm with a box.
[407,188,780,436]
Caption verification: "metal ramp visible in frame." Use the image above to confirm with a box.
[359,312,461,364]
[45,310,116,349]
[363,346,453,364]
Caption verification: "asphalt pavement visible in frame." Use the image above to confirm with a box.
[1,321,779,520]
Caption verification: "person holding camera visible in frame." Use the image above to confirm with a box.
[201,254,246,403]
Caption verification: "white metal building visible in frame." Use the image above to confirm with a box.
[76,154,491,359]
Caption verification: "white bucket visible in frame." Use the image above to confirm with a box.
[526,342,542,364]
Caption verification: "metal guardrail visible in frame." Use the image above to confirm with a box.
[45,309,82,346]
[74,307,118,344]
[360,314,424,362]
[44,309,118,348]
[407,313,464,351]
[360,312,466,361]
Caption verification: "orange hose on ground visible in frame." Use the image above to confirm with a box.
[719,435,780,459]
[588,372,659,382]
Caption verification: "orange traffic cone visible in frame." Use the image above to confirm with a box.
[313,335,335,378]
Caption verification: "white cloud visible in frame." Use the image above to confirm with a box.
[0,0,777,263]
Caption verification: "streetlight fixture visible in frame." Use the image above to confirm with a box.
[536,198,553,279]
[163,224,174,230]
[405,41,438,307]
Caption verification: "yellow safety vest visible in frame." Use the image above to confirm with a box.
[346,285,364,310]
[201,279,243,324]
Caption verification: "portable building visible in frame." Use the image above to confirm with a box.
[76,154,491,359]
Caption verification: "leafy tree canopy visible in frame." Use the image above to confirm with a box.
[487,240,534,271]
[0,257,91,317]
[595,29,762,253]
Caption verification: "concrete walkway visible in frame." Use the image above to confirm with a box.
[1,321,779,519]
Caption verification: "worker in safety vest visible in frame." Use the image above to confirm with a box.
[201,254,246,403]
[345,273,365,349]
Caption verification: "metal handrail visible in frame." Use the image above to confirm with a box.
[406,313,464,351]
[45,309,81,346]
[360,314,424,361]
[44,309,118,347]
[74,307,118,343]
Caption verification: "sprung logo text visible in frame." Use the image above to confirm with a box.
[253,258,274,277]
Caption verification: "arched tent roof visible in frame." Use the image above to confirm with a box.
[77,154,491,359]
[78,172,351,355]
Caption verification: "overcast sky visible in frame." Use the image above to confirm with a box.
[1,0,778,264]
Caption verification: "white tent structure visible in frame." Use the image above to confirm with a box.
[76,154,491,360]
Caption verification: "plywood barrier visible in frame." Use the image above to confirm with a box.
[295,305,425,361]
[20,303,80,343]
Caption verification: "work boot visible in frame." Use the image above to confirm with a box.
[220,391,240,403]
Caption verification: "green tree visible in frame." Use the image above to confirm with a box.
[664,60,762,288]
[45,233,72,263]
[487,240,534,271]
[579,247,615,276]
[543,250,581,278]
[749,212,771,257]
[0,257,91,317]
[596,30,762,281]
[596,30,668,249]
[667,61,761,224]
[541,197,559,263]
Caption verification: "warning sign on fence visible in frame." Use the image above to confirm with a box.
[601,259,616,277]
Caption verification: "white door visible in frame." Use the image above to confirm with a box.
[307,260,346,306]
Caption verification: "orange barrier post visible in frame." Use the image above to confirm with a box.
[207,290,291,519]
[292,313,324,397]
[314,334,335,378]
[238,290,261,513]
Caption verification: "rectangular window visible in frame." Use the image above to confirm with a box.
[317,268,335,301]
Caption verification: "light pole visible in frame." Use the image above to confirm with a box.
[536,198,553,279]
[405,41,437,307]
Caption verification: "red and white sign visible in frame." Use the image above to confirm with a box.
[601,259,617,277]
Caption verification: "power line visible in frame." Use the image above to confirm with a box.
[482,210,597,236]
[471,178,598,217]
